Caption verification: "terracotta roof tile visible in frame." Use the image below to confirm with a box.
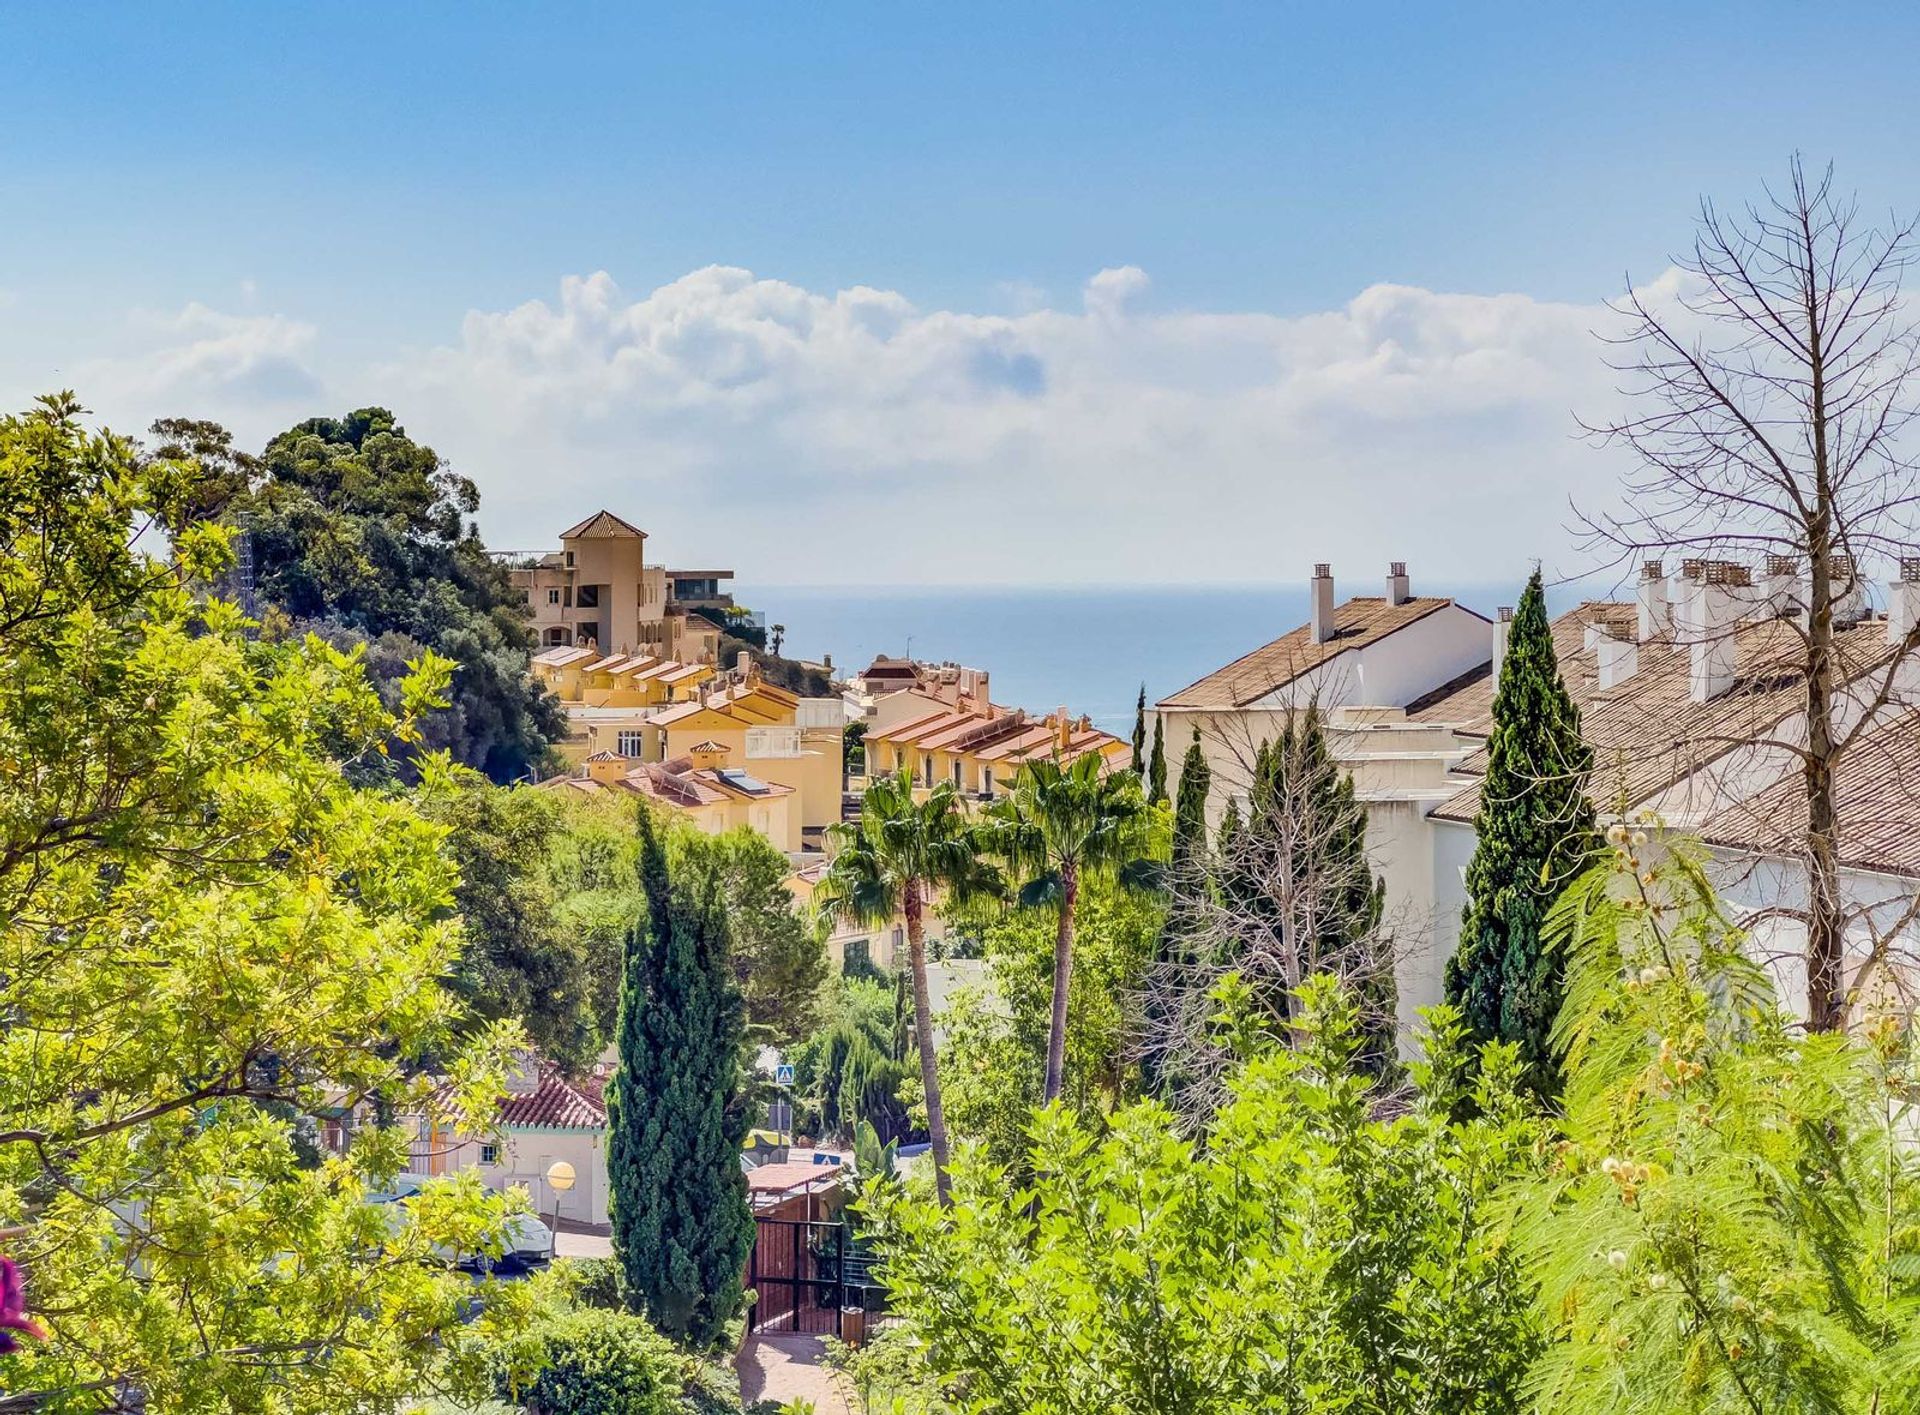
[499,1072,607,1130]
[1159,597,1465,710]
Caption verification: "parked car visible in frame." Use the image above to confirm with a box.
[369,1174,554,1273]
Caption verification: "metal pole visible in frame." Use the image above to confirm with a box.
[835,1221,847,1340]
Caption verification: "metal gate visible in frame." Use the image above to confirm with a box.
[747,1217,848,1335]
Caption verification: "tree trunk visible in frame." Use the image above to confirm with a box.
[903,881,952,1205]
[1804,516,1845,1031]
[1803,290,1846,1033]
[1042,863,1079,1103]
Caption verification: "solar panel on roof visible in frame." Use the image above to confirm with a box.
[716,768,772,793]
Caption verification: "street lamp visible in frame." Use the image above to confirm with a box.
[545,1160,576,1239]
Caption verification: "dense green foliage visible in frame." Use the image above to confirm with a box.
[1446,569,1597,1097]
[1518,840,1920,1413]
[193,406,565,782]
[941,873,1164,1160]
[492,1308,687,1415]
[420,773,603,1070]
[1142,727,1210,1102]
[818,773,1004,1201]
[680,827,830,1046]
[983,754,1157,1102]
[605,813,754,1347]
[870,978,1542,1414]
[1146,714,1168,804]
[0,395,530,1411]
[1131,683,1147,773]
[789,975,915,1143]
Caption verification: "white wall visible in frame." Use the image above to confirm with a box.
[451,1127,611,1228]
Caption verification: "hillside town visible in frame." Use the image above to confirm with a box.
[10,20,1920,1412]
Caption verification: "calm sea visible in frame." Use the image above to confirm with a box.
[736,581,1539,735]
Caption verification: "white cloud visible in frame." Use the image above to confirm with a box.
[72,302,322,436]
[388,264,1634,583]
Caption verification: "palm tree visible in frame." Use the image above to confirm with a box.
[816,771,1001,1203]
[985,754,1155,1104]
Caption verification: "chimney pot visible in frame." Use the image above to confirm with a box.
[1492,606,1514,673]
[1637,564,1671,642]
[1386,561,1411,606]
[1309,564,1337,644]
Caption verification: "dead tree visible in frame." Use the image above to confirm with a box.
[1135,706,1404,1127]
[1580,158,1920,1031]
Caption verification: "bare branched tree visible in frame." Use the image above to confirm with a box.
[1133,706,1405,1128]
[1580,158,1920,1030]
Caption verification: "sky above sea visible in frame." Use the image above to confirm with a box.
[742,578,1592,734]
[5,5,1920,587]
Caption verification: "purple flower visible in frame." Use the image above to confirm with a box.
[0,1257,46,1353]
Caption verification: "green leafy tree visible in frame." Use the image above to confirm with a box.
[1518,839,1920,1413]
[1141,727,1210,1101]
[605,810,753,1347]
[1147,714,1168,804]
[941,872,1164,1158]
[418,772,601,1070]
[0,395,530,1411]
[672,826,829,1047]
[985,755,1157,1103]
[867,978,1543,1415]
[1445,569,1597,1097]
[193,406,565,782]
[817,773,1003,1203]
[1131,683,1148,774]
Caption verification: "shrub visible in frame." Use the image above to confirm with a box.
[562,1255,626,1311]
[491,1309,688,1415]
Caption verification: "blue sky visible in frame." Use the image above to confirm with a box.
[5,3,1919,582]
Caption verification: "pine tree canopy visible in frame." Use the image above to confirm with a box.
[1444,568,1597,1098]
[605,810,754,1347]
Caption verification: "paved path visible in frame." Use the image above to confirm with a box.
[735,1332,855,1414]
[553,1228,613,1259]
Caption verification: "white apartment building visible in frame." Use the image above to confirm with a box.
[1160,559,1920,1037]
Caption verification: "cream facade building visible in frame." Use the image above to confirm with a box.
[509,509,731,665]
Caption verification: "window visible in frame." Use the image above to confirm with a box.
[951,759,963,787]
[843,939,871,973]
[981,767,995,797]
[617,730,644,757]
[921,756,934,788]
[577,585,600,609]
[547,588,561,605]
[564,551,574,568]
[480,1143,500,1166]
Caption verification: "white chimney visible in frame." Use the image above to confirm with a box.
[1636,560,1669,642]
[1888,557,1920,646]
[1688,561,1748,703]
[1596,629,1638,690]
[1386,561,1411,606]
[1830,554,1870,626]
[1583,620,1606,652]
[1309,563,1336,645]
[1671,558,1707,640]
[1762,554,1800,619]
[1491,606,1514,672]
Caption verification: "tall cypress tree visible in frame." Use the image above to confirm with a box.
[1147,715,1168,804]
[605,811,754,1346]
[1131,683,1148,774]
[1444,568,1597,1098]
[1143,728,1211,1100]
